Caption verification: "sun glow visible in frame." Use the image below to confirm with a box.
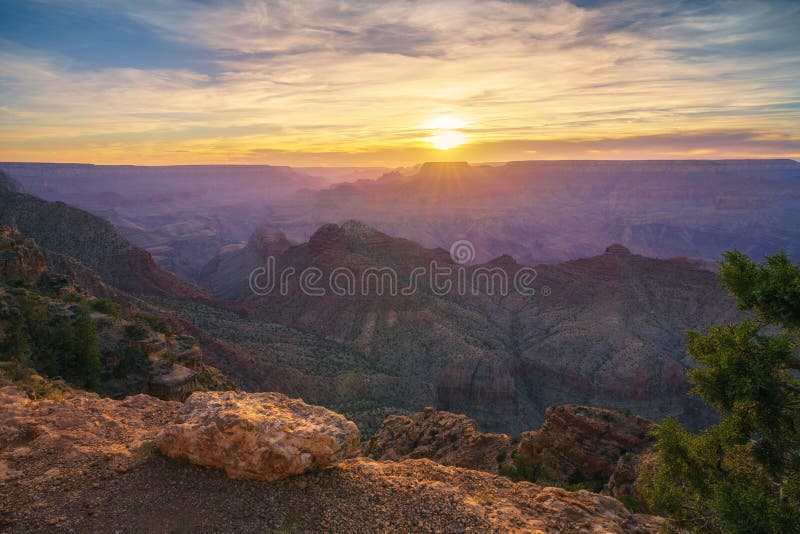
[426,116,468,150]
[429,130,467,150]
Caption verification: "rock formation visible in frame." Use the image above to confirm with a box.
[198,226,292,299]
[147,364,199,401]
[0,223,231,400]
[517,405,655,489]
[365,404,657,510]
[365,406,514,472]
[0,226,47,285]
[156,390,360,480]
[0,383,662,532]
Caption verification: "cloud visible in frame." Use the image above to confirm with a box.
[0,0,798,164]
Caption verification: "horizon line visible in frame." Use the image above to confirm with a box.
[1,157,798,168]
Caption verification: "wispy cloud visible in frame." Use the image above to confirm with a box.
[0,0,798,164]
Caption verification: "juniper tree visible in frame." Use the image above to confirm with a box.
[644,251,800,533]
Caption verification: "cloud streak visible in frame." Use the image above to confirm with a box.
[0,0,798,164]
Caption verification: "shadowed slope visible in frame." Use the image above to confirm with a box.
[0,171,208,300]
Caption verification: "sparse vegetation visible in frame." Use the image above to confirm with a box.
[498,451,542,483]
[125,323,149,341]
[0,362,70,400]
[92,298,120,317]
[113,345,151,379]
[133,312,172,336]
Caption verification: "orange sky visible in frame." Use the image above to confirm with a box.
[1,0,798,165]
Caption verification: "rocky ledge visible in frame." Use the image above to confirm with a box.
[364,406,513,472]
[366,404,657,509]
[0,385,662,532]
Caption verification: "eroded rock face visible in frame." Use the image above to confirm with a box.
[202,220,734,435]
[156,391,360,480]
[517,405,654,487]
[364,407,514,473]
[0,226,47,285]
[198,226,292,299]
[147,364,199,401]
[0,182,209,299]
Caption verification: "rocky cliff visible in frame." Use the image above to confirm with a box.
[198,226,292,299]
[365,404,657,511]
[516,405,655,490]
[364,406,514,472]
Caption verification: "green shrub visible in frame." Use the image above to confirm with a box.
[125,323,149,340]
[25,306,103,390]
[1,321,31,365]
[114,345,151,378]
[133,313,172,336]
[91,298,120,317]
[499,451,542,483]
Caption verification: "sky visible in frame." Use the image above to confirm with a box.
[1,0,799,165]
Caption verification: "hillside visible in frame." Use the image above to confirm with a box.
[0,171,208,299]
[0,223,231,400]
[0,163,356,281]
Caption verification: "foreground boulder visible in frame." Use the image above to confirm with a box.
[156,391,360,480]
[364,406,514,472]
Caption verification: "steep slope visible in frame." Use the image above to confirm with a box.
[0,171,208,299]
[365,405,656,510]
[0,163,333,281]
[198,226,292,299]
[516,405,654,489]
[365,407,514,472]
[185,221,736,434]
[0,223,232,399]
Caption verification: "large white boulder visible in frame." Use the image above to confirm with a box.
[156,391,360,480]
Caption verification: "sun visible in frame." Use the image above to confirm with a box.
[425,115,468,150]
[430,130,467,150]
